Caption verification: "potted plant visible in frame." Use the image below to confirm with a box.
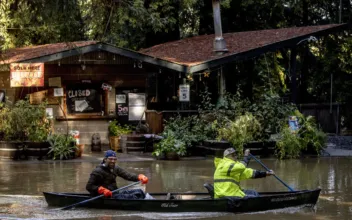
[152,131,186,160]
[215,113,262,156]
[47,134,77,160]
[108,120,132,151]
[0,102,19,159]
[0,99,53,159]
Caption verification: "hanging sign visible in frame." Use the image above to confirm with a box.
[179,84,190,102]
[10,63,44,87]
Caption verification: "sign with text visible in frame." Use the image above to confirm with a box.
[45,108,53,119]
[10,63,44,87]
[117,104,128,116]
[116,94,126,104]
[66,84,101,114]
[179,84,190,102]
[128,93,146,106]
[54,88,64,97]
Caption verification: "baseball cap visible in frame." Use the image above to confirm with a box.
[223,148,236,157]
[105,150,117,158]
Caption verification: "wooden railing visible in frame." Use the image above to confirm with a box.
[145,110,198,134]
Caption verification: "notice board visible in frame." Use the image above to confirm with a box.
[66,84,102,114]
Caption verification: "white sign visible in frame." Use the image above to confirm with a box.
[116,94,126,104]
[128,93,146,106]
[129,106,146,121]
[75,100,89,112]
[45,108,53,119]
[179,84,190,102]
[54,88,64,97]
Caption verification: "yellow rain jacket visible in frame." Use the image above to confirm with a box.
[214,157,254,198]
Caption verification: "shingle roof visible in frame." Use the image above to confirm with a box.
[0,24,348,73]
[0,41,98,64]
[140,24,347,67]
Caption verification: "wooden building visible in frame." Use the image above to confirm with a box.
[0,23,348,146]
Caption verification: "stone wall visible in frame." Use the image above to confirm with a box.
[48,103,111,146]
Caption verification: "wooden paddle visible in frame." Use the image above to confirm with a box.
[249,153,295,192]
[61,181,141,210]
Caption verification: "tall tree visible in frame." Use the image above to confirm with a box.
[0,0,84,50]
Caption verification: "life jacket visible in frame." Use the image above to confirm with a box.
[214,157,254,198]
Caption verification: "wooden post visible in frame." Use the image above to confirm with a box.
[290,48,297,104]
[104,90,109,116]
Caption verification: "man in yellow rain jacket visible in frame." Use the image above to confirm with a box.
[214,148,274,198]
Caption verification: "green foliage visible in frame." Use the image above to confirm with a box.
[216,113,262,155]
[152,130,186,157]
[294,111,327,154]
[0,0,84,50]
[47,134,77,160]
[198,86,215,111]
[0,98,52,142]
[275,111,327,159]
[80,0,179,49]
[249,94,297,137]
[108,120,132,136]
[275,127,302,159]
[162,115,205,148]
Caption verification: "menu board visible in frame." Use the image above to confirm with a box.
[66,84,101,114]
[128,93,146,121]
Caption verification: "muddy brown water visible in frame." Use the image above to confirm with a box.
[0,157,351,219]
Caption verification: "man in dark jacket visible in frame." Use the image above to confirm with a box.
[86,150,149,199]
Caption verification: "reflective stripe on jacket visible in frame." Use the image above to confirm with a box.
[214,157,254,198]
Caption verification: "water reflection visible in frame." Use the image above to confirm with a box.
[0,157,351,219]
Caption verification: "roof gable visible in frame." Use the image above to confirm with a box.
[1,41,98,64]
[140,24,349,73]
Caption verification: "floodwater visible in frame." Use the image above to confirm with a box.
[0,157,351,220]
